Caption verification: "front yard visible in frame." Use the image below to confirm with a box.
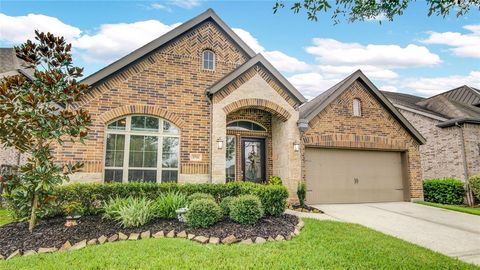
[1,218,477,269]
[417,201,480,216]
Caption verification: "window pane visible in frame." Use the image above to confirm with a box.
[129,135,158,168]
[105,169,123,183]
[162,153,178,168]
[131,116,159,132]
[163,121,179,134]
[162,137,179,168]
[226,135,236,182]
[128,170,157,183]
[227,121,266,131]
[107,118,126,130]
[162,170,178,183]
[105,134,125,167]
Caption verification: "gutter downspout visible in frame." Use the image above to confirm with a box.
[456,122,475,206]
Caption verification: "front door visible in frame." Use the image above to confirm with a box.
[241,138,266,183]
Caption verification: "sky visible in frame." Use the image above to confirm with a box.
[1,1,479,100]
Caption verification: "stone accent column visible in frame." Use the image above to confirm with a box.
[211,105,227,184]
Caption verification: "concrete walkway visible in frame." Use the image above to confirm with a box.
[310,202,480,265]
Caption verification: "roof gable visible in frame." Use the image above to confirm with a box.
[431,85,480,106]
[206,54,306,104]
[300,70,426,144]
[81,9,256,87]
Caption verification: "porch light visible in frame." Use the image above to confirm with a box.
[217,137,224,149]
[293,142,300,152]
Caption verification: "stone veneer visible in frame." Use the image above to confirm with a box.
[303,80,423,200]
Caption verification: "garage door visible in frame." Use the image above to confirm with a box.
[305,148,406,204]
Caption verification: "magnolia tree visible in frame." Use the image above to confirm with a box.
[0,31,91,232]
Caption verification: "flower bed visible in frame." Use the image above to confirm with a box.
[0,214,302,259]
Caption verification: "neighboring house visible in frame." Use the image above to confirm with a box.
[383,85,480,183]
[1,9,426,204]
[0,48,32,168]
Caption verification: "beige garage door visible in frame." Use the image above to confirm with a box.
[305,148,406,204]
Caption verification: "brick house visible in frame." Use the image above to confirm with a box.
[0,9,426,204]
[384,86,480,183]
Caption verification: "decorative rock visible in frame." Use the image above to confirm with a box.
[23,250,37,256]
[70,240,87,251]
[193,236,209,244]
[87,239,97,246]
[187,234,195,240]
[294,228,300,235]
[108,234,119,242]
[0,254,5,260]
[141,231,151,239]
[38,247,57,254]
[129,233,139,240]
[153,231,164,238]
[240,238,253,245]
[7,250,21,260]
[176,231,187,238]
[98,235,107,244]
[59,241,72,251]
[255,237,266,244]
[166,230,175,238]
[297,220,304,230]
[209,237,220,244]
[275,235,285,241]
[286,235,292,241]
[221,235,237,245]
[267,236,275,242]
[118,232,128,241]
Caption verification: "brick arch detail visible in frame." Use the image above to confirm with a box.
[99,105,186,128]
[222,99,291,122]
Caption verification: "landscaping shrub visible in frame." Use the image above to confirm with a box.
[469,175,480,202]
[423,178,465,205]
[155,191,188,219]
[229,195,264,225]
[186,199,222,228]
[52,182,288,217]
[103,197,155,228]
[220,196,235,216]
[188,192,215,203]
[268,176,282,185]
[297,181,306,207]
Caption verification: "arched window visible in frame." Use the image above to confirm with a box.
[202,50,215,70]
[104,115,180,183]
[227,120,267,131]
[352,98,362,117]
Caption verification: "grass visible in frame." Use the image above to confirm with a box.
[0,208,13,226]
[1,219,477,269]
[417,201,480,216]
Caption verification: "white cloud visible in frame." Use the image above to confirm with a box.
[381,85,398,92]
[170,0,201,9]
[421,24,480,58]
[149,3,172,11]
[404,71,480,96]
[306,38,441,68]
[0,13,81,44]
[288,72,340,100]
[233,28,310,73]
[316,65,398,80]
[74,20,181,63]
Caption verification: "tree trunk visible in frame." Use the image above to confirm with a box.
[465,183,475,207]
[29,193,38,232]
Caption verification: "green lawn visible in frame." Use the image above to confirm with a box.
[1,219,477,269]
[417,201,480,216]
[0,208,13,226]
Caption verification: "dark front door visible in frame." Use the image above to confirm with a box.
[241,138,266,183]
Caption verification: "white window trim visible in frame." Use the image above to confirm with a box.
[104,115,180,183]
[353,98,362,117]
[226,119,267,132]
[202,50,215,71]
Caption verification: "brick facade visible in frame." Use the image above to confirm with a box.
[303,80,423,200]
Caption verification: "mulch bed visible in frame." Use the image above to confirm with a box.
[0,214,298,257]
[289,204,323,213]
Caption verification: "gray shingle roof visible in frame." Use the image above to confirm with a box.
[381,91,449,119]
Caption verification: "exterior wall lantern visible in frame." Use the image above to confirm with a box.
[217,137,224,149]
[293,141,300,152]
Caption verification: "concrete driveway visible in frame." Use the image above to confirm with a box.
[314,202,480,265]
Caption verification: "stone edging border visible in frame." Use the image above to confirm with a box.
[1,218,305,261]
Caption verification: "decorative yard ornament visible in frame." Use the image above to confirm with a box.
[0,31,91,232]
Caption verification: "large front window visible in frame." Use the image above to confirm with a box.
[104,115,180,183]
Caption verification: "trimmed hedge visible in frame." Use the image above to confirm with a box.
[51,182,288,216]
[423,178,465,205]
[186,199,222,228]
[469,175,480,202]
[229,195,264,224]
